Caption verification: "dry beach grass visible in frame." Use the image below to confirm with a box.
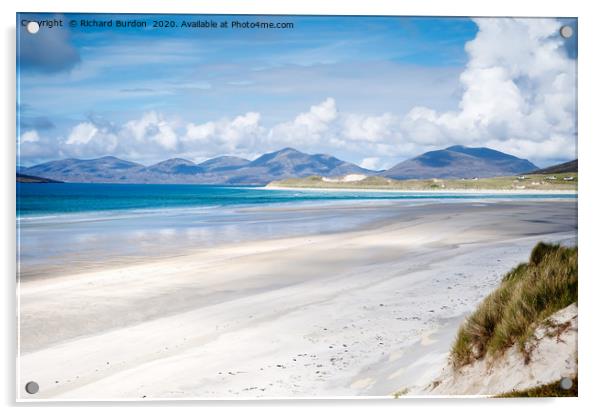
[451,243,577,368]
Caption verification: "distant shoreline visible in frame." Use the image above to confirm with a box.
[263,184,578,195]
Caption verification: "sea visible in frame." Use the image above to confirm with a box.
[16,183,576,278]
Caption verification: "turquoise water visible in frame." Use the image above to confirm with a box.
[16,183,576,277]
[17,183,576,217]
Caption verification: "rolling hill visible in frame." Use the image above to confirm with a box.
[16,173,63,183]
[384,145,539,179]
[21,148,374,185]
[528,159,577,174]
[21,145,543,185]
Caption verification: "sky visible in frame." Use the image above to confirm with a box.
[17,14,577,169]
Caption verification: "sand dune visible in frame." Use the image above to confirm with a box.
[421,304,577,396]
[17,201,577,400]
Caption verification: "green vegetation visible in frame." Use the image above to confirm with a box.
[267,173,577,191]
[451,243,577,368]
[393,387,410,398]
[495,376,578,397]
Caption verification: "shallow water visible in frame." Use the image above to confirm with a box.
[16,183,576,278]
[17,182,576,217]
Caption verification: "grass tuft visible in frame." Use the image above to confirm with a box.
[495,376,578,397]
[451,243,577,368]
[393,387,410,398]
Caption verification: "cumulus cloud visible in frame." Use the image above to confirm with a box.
[341,113,400,143]
[400,18,576,161]
[19,18,576,167]
[123,111,178,151]
[62,121,118,158]
[359,157,382,170]
[19,112,181,162]
[19,129,57,160]
[21,130,40,143]
[268,98,337,146]
[66,122,99,145]
[182,112,264,156]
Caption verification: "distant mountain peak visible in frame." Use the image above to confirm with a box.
[88,155,142,166]
[21,148,373,185]
[385,145,538,180]
[267,147,303,157]
[275,147,301,154]
[446,145,467,151]
[95,156,141,164]
[197,155,251,173]
[151,158,196,166]
[249,147,306,167]
[444,145,531,163]
[147,158,203,175]
[198,155,250,164]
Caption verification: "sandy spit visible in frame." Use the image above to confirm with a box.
[263,185,577,195]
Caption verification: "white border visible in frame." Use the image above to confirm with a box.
[3,1,601,414]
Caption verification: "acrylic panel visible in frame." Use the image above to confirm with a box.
[16,13,578,400]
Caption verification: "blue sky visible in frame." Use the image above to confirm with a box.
[17,14,576,169]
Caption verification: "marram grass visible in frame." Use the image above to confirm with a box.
[495,376,578,397]
[451,242,577,368]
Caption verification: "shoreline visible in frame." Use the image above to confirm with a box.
[17,199,576,282]
[18,200,577,399]
[263,185,577,195]
[16,199,433,281]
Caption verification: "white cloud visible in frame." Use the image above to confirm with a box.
[359,157,382,170]
[183,121,216,143]
[21,130,40,143]
[19,129,59,160]
[268,97,337,146]
[26,112,178,161]
[66,122,98,145]
[20,18,576,167]
[341,113,399,143]
[61,122,118,158]
[400,18,576,162]
[182,112,264,156]
[261,19,575,166]
[123,111,177,150]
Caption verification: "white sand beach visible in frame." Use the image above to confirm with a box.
[17,200,577,400]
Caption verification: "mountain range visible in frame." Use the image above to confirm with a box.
[21,148,373,185]
[528,159,577,175]
[20,145,548,185]
[384,145,539,180]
